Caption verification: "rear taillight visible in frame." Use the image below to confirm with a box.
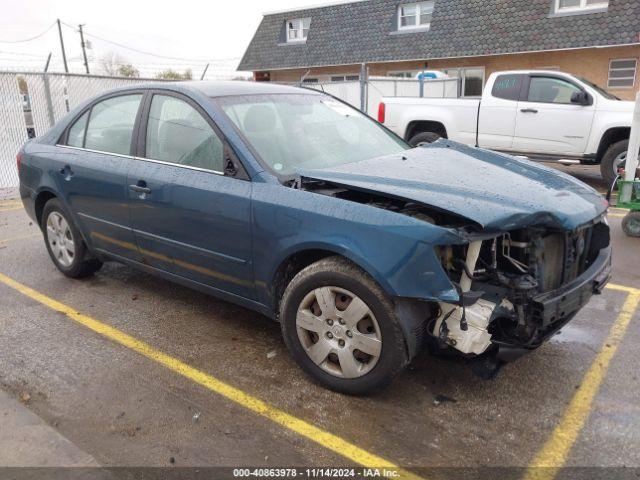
[16,151,23,171]
[377,102,385,123]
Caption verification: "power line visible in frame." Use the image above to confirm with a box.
[0,22,56,43]
[60,21,240,64]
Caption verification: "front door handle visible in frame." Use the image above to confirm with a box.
[520,108,539,114]
[129,182,151,195]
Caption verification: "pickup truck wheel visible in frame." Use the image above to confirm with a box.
[600,140,628,186]
[279,256,410,395]
[42,199,103,278]
[409,131,441,147]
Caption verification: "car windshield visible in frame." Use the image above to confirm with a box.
[578,77,620,101]
[215,93,409,175]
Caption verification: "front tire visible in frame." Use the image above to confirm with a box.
[42,198,102,278]
[280,256,410,395]
[600,140,628,187]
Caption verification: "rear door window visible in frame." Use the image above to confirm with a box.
[491,74,524,101]
[83,94,142,155]
[145,94,224,173]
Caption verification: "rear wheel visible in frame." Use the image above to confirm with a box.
[42,199,102,278]
[280,257,411,395]
[408,131,441,147]
[600,140,628,187]
[622,212,640,237]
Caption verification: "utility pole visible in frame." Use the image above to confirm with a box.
[78,24,90,74]
[43,52,52,72]
[56,19,69,73]
[200,63,209,80]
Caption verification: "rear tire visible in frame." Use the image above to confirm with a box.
[600,139,628,187]
[42,198,102,278]
[409,131,441,147]
[622,212,640,238]
[280,256,411,395]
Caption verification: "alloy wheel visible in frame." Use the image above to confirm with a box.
[296,286,382,379]
[46,211,75,268]
[613,151,627,177]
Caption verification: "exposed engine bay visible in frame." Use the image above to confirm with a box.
[433,221,611,356]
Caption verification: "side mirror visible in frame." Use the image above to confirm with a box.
[571,91,592,106]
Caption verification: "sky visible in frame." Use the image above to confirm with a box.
[0,0,350,79]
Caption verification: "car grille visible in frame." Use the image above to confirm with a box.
[538,221,609,293]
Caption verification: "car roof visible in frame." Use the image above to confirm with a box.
[494,69,574,77]
[175,80,320,97]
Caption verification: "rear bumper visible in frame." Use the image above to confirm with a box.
[19,184,37,223]
[496,246,611,361]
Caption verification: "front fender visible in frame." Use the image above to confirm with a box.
[587,116,632,154]
[251,183,461,312]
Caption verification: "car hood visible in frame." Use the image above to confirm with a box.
[297,140,606,232]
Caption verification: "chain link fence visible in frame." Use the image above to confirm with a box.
[0,71,167,188]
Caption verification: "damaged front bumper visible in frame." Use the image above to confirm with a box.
[495,245,611,361]
[432,222,612,362]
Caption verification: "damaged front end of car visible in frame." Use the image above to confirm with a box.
[292,140,612,368]
[432,218,612,362]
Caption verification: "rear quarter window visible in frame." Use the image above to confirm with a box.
[66,111,89,147]
[491,74,524,101]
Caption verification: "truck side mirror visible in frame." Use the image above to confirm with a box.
[571,91,592,106]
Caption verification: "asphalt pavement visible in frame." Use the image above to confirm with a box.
[0,164,638,478]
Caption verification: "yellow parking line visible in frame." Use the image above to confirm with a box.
[607,283,640,295]
[0,233,40,244]
[0,272,422,480]
[524,289,640,480]
[0,206,23,213]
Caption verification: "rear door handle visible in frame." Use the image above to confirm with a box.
[129,182,151,195]
[59,165,74,179]
[520,108,538,114]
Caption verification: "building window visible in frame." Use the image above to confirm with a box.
[608,58,637,88]
[330,75,360,82]
[398,1,434,30]
[443,67,485,97]
[554,0,608,13]
[287,18,311,42]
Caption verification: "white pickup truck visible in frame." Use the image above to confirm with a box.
[379,70,636,184]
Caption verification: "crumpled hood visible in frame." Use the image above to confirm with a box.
[297,140,607,232]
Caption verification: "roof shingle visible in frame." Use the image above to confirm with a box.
[238,0,640,71]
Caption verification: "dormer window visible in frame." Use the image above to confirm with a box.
[287,18,311,42]
[554,0,609,13]
[398,1,434,30]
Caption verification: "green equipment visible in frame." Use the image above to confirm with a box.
[608,94,640,237]
[611,179,640,237]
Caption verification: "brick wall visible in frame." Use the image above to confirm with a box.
[265,45,640,100]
